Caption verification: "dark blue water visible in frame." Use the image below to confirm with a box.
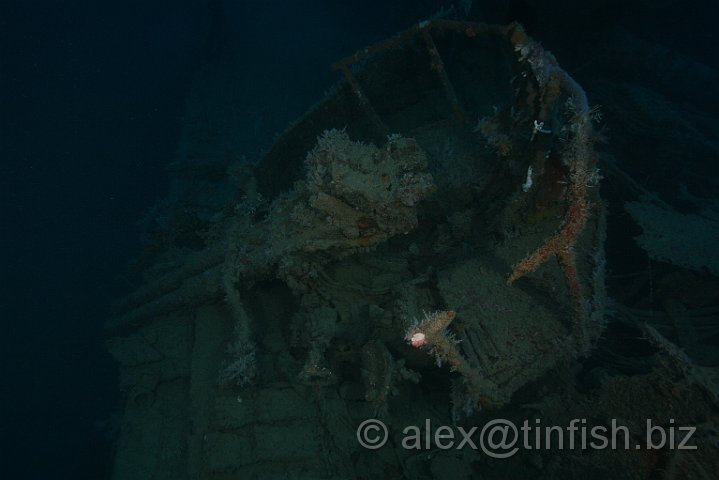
[2,2,198,477]
[2,1,717,478]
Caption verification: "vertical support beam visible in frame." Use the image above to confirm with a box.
[338,64,389,136]
[421,29,466,123]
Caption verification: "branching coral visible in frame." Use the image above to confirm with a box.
[504,25,598,331]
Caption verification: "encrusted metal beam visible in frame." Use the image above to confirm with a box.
[421,29,465,123]
[337,64,388,136]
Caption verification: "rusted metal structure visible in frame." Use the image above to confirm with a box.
[106,20,618,479]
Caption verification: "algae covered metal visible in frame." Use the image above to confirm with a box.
[107,20,606,479]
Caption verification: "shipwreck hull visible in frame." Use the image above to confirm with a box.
[255,19,606,410]
[107,21,606,479]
